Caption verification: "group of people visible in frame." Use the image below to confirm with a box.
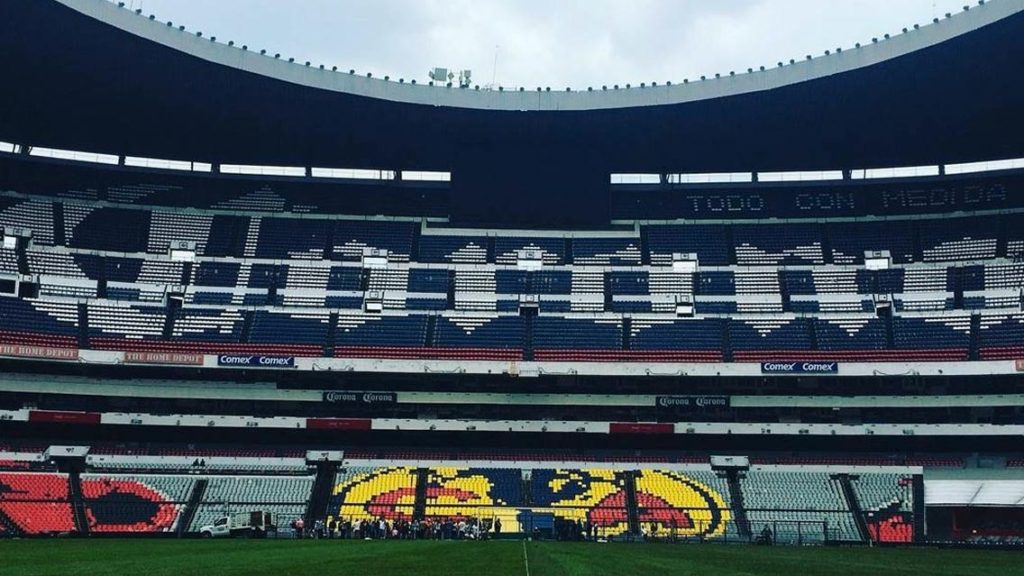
[292,516,503,540]
[552,517,597,541]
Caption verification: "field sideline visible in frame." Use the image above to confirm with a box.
[1,539,1019,576]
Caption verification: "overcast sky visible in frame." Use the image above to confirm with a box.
[123,0,972,88]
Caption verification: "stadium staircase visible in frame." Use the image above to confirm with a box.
[95,261,107,299]
[912,475,926,542]
[725,471,751,540]
[951,268,964,310]
[883,312,896,350]
[821,229,834,265]
[835,474,869,542]
[15,238,29,275]
[410,226,420,261]
[911,226,923,263]
[324,312,339,357]
[180,261,193,285]
[969,314,981,361]
[76,303,90,349]
[240,310,255,343]
[996,217,1008,258]
[322,223,335,261]
[523,315,535,361]
[603,273,613,311]
[412,468,429,520]
[564,238,573,264]
[0,509,22,537]
[808,319,820,351]
[721,322,734,363]
[485,237,496,263]
[777,270,791,312]
[446,271,456,310]
[622,471,640,538]
[52,201,66,246]
[425,315,438,347]
[725,227,737,266]
[68,470,90,535]
[304,462,339,529]
[162,299,180,340]
[622,317,633,351]
[177,479,207,537]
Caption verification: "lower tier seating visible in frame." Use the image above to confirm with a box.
[0,472,75,534]
[79,474,194,533]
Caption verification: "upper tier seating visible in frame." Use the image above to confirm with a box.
[64,205,150,252]
[494,237,564,265]
[433,316,524,360]
[977,313,1024,360]
[892,315,971,360]
[418,236,488,264]
[0,296,79,348]
[147,210,214,255]
[0,198,55,245]
[572,238,642,266]
[332,220,417,262]
[251,310,330,348]
[0,245,18,274]
[3,188,1023,364]
[628,318,723,361]
[733,224,824,265]
[830,221,916,264]
[87,302,165,345]
[253,217,329,260]
[729,318,811,362]
[919,217,998,262]
[645,225,730,266]
[533,316,622,361]
[334,314,430,358]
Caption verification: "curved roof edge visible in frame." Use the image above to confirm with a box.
[59,0,1024,112]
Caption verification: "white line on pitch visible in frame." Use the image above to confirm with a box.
[522,539,531,576]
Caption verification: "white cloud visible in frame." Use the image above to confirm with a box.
[126,0,972,88]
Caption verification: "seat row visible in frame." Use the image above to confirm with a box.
[4,195,1024,265]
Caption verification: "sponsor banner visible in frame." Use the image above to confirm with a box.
[28,410,101,425]
[322,391,398,404]
[217,355,295,368]
[0,344,78,361]
[124,351,204,366]
[306,418,373,431]
[760,361,839,375]
[609,422,673,435]
[656,395,730,409]
[1016,360,1024,372]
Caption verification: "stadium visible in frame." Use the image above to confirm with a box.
[1,0,1024,573]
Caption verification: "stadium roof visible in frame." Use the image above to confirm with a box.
[1,0,1024,225]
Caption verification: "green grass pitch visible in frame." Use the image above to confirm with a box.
[1,539,1019,576]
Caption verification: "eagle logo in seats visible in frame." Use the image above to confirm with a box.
[538,469,731,538]
[327,467,524,531]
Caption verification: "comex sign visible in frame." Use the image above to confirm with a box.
[760,362,838,375]
[217,355,295,368]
